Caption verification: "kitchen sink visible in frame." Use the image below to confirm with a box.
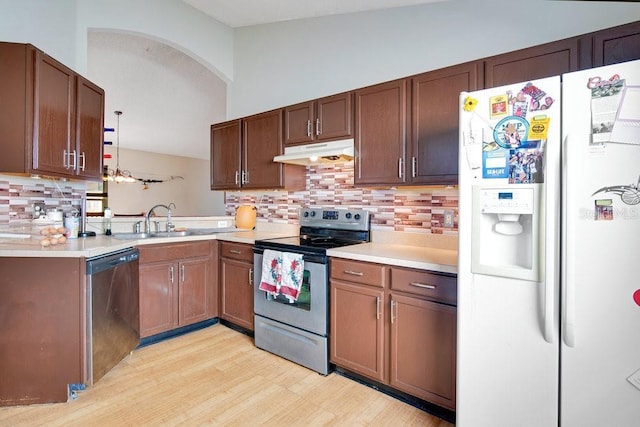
[110,227,240,240]
[111,232,157,240]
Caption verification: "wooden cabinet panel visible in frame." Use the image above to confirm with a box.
[330,258,386,288]
[390,267,457,305]
[139,261,176,337]
[219,241,254,263]
[284,101,315,145]
[243,109,285,189]
[0,42,104,179]
[390,294,456,410]
[178,256,210,326]
[220,257,254,331]
[591,21,640,66]
[210,119,242,190]
[355,79,408,185]
[33,50,75,176]
[211,111,304,191]
[330,280,386,382]
[285,92,353,146]
[139,241,215,338]
[410,61,481,185]
[0,257,83,405]
[75,76,104,180]
[484,38,579,88]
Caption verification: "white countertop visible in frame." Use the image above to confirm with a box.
[327,242,458,275]
[0,224,458,274]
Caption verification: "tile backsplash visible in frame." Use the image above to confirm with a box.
[225,162,458,235]
[0,175,84,224]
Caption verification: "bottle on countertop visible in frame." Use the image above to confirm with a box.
[104,207,112,235]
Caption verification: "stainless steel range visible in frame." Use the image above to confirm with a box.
[253,207,370,375]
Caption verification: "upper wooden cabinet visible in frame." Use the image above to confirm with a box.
[590,20,640,67]
[210,110,305,191]
[354,79,409,186]
[0,42,104,180]
[410,61,482,185]
[484,38,580,88]
[284,92,353,145]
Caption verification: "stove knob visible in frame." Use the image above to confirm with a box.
[345,212,352,219]
[310,211,316,217]
[303,211,309,217]
[354,214,361,220]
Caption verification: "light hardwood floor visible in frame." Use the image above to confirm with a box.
[0,324,454,426]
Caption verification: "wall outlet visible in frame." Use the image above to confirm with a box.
[33,203,46,219]
[444,210,454,228]
[217,220,228,228]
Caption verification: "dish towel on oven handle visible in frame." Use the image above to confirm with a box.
[281,251,304,303]
[259,249,281,297]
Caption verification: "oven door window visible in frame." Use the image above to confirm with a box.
[266,269,311,311]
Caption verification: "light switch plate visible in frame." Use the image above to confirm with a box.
[444,210,454,228]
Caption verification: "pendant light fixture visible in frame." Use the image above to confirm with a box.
[104,110,136,183]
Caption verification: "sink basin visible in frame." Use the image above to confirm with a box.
[151,231,192,237]
[111,232,155,240]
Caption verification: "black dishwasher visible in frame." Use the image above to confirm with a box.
[86,248,140,385]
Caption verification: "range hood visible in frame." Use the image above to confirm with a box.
[273,139,354,166]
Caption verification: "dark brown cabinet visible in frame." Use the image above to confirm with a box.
[219,241,254,331]
[284,92,353,145]
[590,20,640,67]
[484,38,580,88]
[354,79,408,186]
[0,257,84,406]
[210,110,305,191]
[138,241,216,338]
[330,258,457,410]
[0,42,104,180]
[410,61,482,185]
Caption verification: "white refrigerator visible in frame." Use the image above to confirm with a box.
[457,60,640,427]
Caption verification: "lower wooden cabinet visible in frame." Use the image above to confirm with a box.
[138,241,216,338]
[219,241,254,331]
[330,258,457,410]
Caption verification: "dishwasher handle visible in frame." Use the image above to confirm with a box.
[86,249,140,275]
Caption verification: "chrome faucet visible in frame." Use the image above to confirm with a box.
[145,203,176,233]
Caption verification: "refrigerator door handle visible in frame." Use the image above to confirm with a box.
[562,134,576,348]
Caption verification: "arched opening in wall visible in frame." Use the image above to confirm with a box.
[86,30,227,217]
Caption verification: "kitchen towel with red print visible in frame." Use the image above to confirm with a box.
[259,249,304,302]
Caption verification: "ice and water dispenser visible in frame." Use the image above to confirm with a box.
[471,185,542,282]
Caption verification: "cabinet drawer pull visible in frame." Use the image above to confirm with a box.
[344,270,363,276]
[79,151,86,171]
[376,296,381,320]
[398,157,403,179]
[249,267,253,285]
[410,282,436,290]
[235,170,240,185]
[180,264,185,283]
[411,156,417,178]
[228,249,242,255]
[306,120,312,137]
[315,118,321,136]
[69,150,77,170]
[390,298,396,324]
[170,265,175,283]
